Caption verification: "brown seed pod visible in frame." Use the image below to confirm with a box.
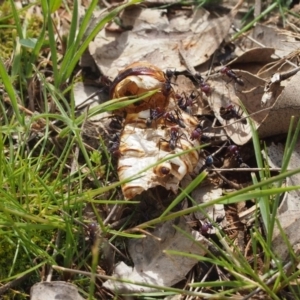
[110,61,171,113]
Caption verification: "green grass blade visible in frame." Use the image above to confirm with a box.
[58,0,142,83]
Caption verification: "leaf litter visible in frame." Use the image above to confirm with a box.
[72,2,300,298]
[13,0,300,299]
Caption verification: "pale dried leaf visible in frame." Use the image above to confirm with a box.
[209,67,300,142]
[239,24,300,59]
[267,139,300,260]
[192,185,225,223]
[90,7,232,79]
[258,71,300,138]
[272,211,300,261]
[261,142,283,169]
[30,282,85,300]
[262,141,300,211]
[73,83,109,121]
[103,218,212,293]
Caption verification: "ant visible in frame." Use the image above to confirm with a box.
[220,66,244,86]
[190,124,210,143]
[160,127,182,150]
[200,216,225,235]
[194,73,211,96]
[99,75,112,94]
[86,222,99,246]
[176,92,196,114]
[162,69,176,96]
[199,155,214,173]
[227,145,249,168]
[163,110,186,128]
[146,108,185,128]
[219,104,247,125]
[160,166,170,176]
[200,221,214,235]
[204,155,214,168]
[146,107,165,127]
[108,133,121,157]
[108,115,124,132]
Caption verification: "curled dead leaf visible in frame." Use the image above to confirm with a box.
[118,116,200,199]
[110,61,170,113]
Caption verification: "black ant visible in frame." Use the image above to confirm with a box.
[200,221,213,235]
[160,127,182,150]
[199,155,214,173]
[163,110,186,128]
[146,108,185,128]
[220,66,244,86]
[227,145,249,168]
[146,107,165,127]
[200,216,225,235]
[194,73,211,96]
[108,115,124,132]
[219,104,247,125]
[162,69,176,96]
[204,155,214,168]
[108,133,121,157]
[177,92,196,114]
[160,166,170,176]
[86,222,99,246]
[99,75,112,93]
[190,124,210,143]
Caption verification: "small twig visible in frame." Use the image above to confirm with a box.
[103,204,119,225]
[212,167,245,189]
[46,230,61,282]
[212,167,284,172]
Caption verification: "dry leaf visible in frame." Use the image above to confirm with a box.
[239,24,300,59]
[118,112,200,199]
[30,282,85,300]
[108,62,203,199]
[110,61,169,113]
[263,139,300,261]
[73,82,109,120]
[272,211,300,262]
[90,7,233,79]
[258,71,300,138]
[230,47,277,74]
[103,218,212,293]
[192,185,227,232]
[208,67,300,143]
[265,141,300,214]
